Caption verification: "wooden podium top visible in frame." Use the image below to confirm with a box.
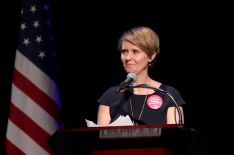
[49,125,194,155]
[58,124,179,132]
[56,124,181,139]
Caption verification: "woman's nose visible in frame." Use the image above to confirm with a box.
[125,52,132,60]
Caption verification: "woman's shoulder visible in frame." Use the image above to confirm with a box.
[98,85,119,102]
[159,83,183,98]
[100,85,122,97]
[151,81,179,93]
[160,83,176,90]
[104,85,119,93]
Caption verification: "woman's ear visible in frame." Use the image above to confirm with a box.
[150,53,156,61]
[148,53,157,67]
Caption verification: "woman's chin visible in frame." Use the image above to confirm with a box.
[124,66,137,73]
[125,69,135,73]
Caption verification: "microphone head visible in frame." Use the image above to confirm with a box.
[127,72,137,81]
[117,73,136,93]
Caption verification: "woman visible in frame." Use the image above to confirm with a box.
[97,26,185,126]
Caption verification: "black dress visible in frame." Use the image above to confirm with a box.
[97,84,186,125]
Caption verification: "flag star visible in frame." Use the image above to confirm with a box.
[33,21,40,28]
[23,38,30,46]
[30,5,37,13]
[38,51,46,59]
[35,36,43,44]
[20,23,27,30]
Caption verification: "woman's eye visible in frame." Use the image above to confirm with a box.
[133,50,139,54]
[121,50,128,54]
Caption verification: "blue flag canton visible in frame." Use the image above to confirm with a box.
[18,0,58,81]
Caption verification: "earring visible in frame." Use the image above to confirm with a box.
[148,61,152,67]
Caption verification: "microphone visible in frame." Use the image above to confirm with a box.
[116,73,136,93]
[120,73,136,87]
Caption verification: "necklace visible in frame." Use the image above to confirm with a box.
[129,94,148,121]
[129,78,150,124]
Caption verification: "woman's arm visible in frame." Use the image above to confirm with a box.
[97,105,111,126]
[166,106,184,124]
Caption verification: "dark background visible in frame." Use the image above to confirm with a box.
[0,1,232,154]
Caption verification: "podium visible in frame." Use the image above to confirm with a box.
[49,125,195,155]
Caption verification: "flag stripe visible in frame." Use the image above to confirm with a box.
[5,139,25,155]
[11,84,60,134]
[6,120,50,155]
[15,50,61,109]
[8,103,52,153]
[13,68,60,121]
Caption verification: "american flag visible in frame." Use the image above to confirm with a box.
[5,0,63,154]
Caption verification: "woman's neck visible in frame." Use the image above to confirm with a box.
[132,75,152,95]
[132,71,149,85]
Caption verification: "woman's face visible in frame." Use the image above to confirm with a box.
[121,41,150,74]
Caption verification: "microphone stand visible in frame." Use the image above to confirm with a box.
[123,84,183,128]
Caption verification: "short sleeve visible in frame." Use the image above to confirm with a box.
[171,88,186,106]
[97,86,124,107]
[97,87,115,106]
[161,84,186,107]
